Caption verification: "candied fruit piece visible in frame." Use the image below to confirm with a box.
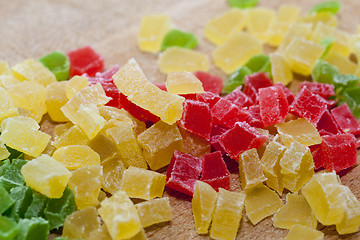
[68,165,102,210]
[65,76,89,100]
[316,110,342,136]
[311,59,339,84]
[0,159,27,191]
[310,1,341,15]
[246,105,264,128]
[166,72,204,95]
[243,72,273,104]
[24,191,48,219]
[299,81,335,99]
[320,133,356,172]
[245,184,282,225]
[21,154,71,198]
[223,86,253,108]
[276,118,322,147]
[336,185,360,234]
[53,125,89,149]
[278,22,313,55]
[204,9,247,45]
[101,154,126,195]
[210,188,245,240]
[284,224,324,240]
[0,184,14,214]
[98,191,141,239]
[200,151,230,191]
[192,181,218,234]
[246,8,275,41]
[39,51,69,81]
[16,217,49,240]
[114,58,184,124]
[273,193,317,229]
[331,103,360,135]
[0,215,19,239]
[211,98,249,129]
[67,46,104,77]
[270,53,293,86]
[138,15,172,53]
[11,59,56,86]
[161,29,198,50]
[136,197,172,228]
[0,61,11,76]
[52,145,100,170]
[223,67,252,94]
[239,148,267,190]
[323,51,357,74]
[87,132,118,162]
[88,225,112,240]
[166,151,203,196]
[0,87,18,122]
[212,32,262,74]
[45,81,68,122]
[138,121,183,170]
[218,121,268,160]
[4,186,32,221]
[193,72,223,95]
[179,127,211,158]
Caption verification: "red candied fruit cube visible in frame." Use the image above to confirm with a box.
[289,87,328,125]
[258,86,288,127]
[246,105,264,128]
[316,110,342,135]
[166,151,203,196]
[309,145,322,170]
[244,72,273,103]
[210,124,228,154]
[200,151,230,191]
[321,133,357,172]
[331,103,360,136]
[194,71,223,95]
[180,100,212,141]
[223,86,254,108]
[211,98,249,129]
[67,46,104,77]
[299,81,335,99]
[196,91,221,108]
[180,93,198,100]
[218,121,268,160]
[274,82,295,105]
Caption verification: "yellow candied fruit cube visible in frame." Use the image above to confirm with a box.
[239,148,267,190]
[45,81,68,122]
[265,20,291,47]
[280,141,314,193]
[65,76,89,100]
[158,47,210,74]
[270,53,293,86]
[300,11,337,27]
[323,51,357,74]
[179,127,211,158]
[137,120,183,170]
[101,153,126,194]
[88,132,118,162]
[76,103,106,140]
[88,225,112,240]
[204,9,247,46]
[136,197,172,228]
[21,154,71,198]
[0,61,11,76]
[0,75,22,89]
[62,207,101,240]
[0,142,10,160]
[11,59,56,86]
[0,87,18,122]
[7,81,47,123]
[98,191,141,240]
[212,32,262,74]
[53,122,73,140]
[121,166,166,200]
[277,5,301,23]
[245,184,282,225]
[52,145,100,170]
[68,165,103,210]
[246,8,275,41]
[276,118,322,147]
[105,120,147,169]
[166,72,204,95]
[284,37,325,76]
[302,172,346,225]
[138,14,172,53]
[0,116,50,157]
[53,124,89,149]
[284,224,324,240]
[272,193,317,230]
[114,58,185,124]
[192,181,217,234]
[277,22,313,55]
[260,136,286,194]
[310,22,351,57]
[336,185,360,235]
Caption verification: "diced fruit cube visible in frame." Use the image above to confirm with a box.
[67,46,104,77]
[299,81,335,99]
[178,127,211,158]
[246,8,275,41]
[0,215,19,240]
[331,103,360,136]
[193,71,223,95]
[166,72,204,95]
[135,197,172,228]
[211,98,249,129]
[284,224,324,240]
[39,51,69,81]
[45,81,68,122]
[16,217,49,240]
[101,154,126,195]
[270,53,293,86]
[239,148,267,190]
[161,29,198,50]
[65,76,89,100]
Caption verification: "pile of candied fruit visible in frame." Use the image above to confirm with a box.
[1,0,360,240]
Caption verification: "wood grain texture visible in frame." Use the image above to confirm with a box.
[0,0,359,239]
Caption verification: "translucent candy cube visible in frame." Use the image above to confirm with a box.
[101,154,126,195]
[135,197,172,228]
[246,8,275,41]
[65,76,89,100]
[212,32,263,74]
[75,103,106,140]
[323,51,357,74]
[53,125,89,149]
[239,148,267,190]
[277,23,313,55]
[165,72,204,95]
[0,142,10,160]
[204,9,247,45]
[21,154,71,198]
[300,11,337,27]
[88,132,118,162]
[138,14,173,53]
[284,224,324,240]
[0,61,11,76]
[179,127,211,158]
[0,87,18,122]
[270,53,293,86]
[336,185,360,234]
[45,81,68,122]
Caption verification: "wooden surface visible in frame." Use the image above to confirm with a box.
[1,0,360,239]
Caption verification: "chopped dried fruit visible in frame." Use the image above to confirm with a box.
[67,46,104,77]
[16,217,49,240]
[331,103,360,135]
[136,197,172,228]
[239,148,267,190]
[0,215,19,240]
[336,185,360,234]
[178,127,211,158]
[270,53,293,86]
[223,67,252,93]
[284,224,324,240]
[45,81,68,122]
[161,29,198,50]
[247,8,275,41]
[39,51,69,81]
[193,72,223,95]
[166,72,204,95]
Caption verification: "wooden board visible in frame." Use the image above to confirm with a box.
[0,0,360,239]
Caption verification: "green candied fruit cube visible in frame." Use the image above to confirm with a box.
[320,37,334,59]
[39,51,70,81]
[0,184,15,214]
[25,191,48,219]
[4,186,33,221]
[161,29,198,51]
[228,0,259,9]
[44,188,77,230]
[333,74,359,90]
[0,216,19,240]
[17,217,49,240]
[223,66,252,93]
[311,60,339,84]
[341,87,360,118]
[309,1,341,15]
[0,159,27,191]
[244,54,271,75]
